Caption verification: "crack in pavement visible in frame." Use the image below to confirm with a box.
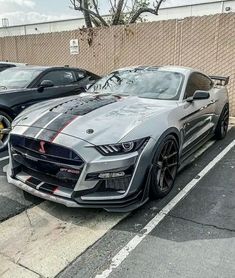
[0,202,37,224]
[0,269,9,277]
[0,252,44,277]
[17,262,45,278]
[25,209,35,237]
[14,209,36,266]
[168,214,235,233]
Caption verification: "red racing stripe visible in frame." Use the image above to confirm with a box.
[50,115,79,143]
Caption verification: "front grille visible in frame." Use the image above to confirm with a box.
[10,134,83,166]
[10,135,84,189]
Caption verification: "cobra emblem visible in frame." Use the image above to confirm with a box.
[39,141,46,154]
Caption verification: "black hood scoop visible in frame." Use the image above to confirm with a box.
[50,95,118,116]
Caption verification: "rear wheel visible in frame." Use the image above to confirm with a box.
[150,135,179,199]
[0,111,12,152]
[215,104,229,140]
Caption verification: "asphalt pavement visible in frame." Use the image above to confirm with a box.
[59,127,235,278]
[0,128,234,278]
[0,151,40,223]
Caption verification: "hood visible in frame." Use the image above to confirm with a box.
[13,93,177,145]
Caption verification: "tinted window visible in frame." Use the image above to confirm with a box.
[0,67,43,90]
[40,70,76,86]
[75,70,86,80]
[185,73,212,98]
[86,71,100,81]
[89,69,183,100]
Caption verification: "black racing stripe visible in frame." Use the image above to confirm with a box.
[45,113,74,132]
[23,112,59,137]
[32,111,59,128]
[37,129,58,141]
[23,96,117,141]
[23,126,41,138]
[36,114,76,141]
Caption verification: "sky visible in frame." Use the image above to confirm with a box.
[0,0,224,26]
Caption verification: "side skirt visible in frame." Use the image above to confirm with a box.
[178,132,215,171]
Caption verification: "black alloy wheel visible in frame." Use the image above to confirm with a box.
[215,104,229,140]
[150,135,179,198]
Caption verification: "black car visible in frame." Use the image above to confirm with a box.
[0,62,27,72]
[0,63,14,72]
[0,66,100,150]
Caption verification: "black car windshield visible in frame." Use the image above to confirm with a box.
[88,69,183,100]
[0,68,43,90]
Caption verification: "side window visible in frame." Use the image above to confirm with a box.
[39,70,76,86]
[185,73,212,98]
[75,70,86,81]
[86,71,99,81]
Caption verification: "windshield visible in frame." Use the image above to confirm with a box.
[88,69,183,100]
[0,68,43,90]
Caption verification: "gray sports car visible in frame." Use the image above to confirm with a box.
[7,66,229,212]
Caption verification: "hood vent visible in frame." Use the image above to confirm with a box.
[50,95,118,116]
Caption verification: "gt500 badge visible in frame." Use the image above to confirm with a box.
[60,168,80,175]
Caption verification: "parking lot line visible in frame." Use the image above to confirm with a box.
[96,139,235,278]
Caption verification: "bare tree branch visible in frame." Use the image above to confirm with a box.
[71,0,109,27]
[112,0,125,25]
[129,0,164,24]
[91,0,100,16]
[70,0,164,27]
[109,0,115,13]
[83,0,93,28]
[90,15,101,27]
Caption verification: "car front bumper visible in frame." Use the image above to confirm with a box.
[7,131,156,212]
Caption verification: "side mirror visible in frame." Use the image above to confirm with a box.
[38,80,54,92]
[186,90,210,102]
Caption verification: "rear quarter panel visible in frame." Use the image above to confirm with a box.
[213,86,229,119]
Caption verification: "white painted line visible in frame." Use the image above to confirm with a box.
[0,156,9,162]
[96,139,235,278]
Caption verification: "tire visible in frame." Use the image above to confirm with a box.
[0,111,12,152]
[214,104,229,140]
[150,135,179,199]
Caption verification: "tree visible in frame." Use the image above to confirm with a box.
[70,0,165,28]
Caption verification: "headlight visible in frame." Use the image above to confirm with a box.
[96,138,149,156]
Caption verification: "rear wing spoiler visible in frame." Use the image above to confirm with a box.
[209,75,230,86]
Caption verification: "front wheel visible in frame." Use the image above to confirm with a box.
[215,104,229,140]
[150,135,179,199]
[0,111,12,152]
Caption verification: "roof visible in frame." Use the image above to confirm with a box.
[0,61,27,66]
[115,65,195,75]
[2,66,87,71]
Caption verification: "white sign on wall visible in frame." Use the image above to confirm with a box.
[70,39,79,55]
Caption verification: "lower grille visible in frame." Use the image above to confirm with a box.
[105,177,131,192]
[10,135,84,190]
